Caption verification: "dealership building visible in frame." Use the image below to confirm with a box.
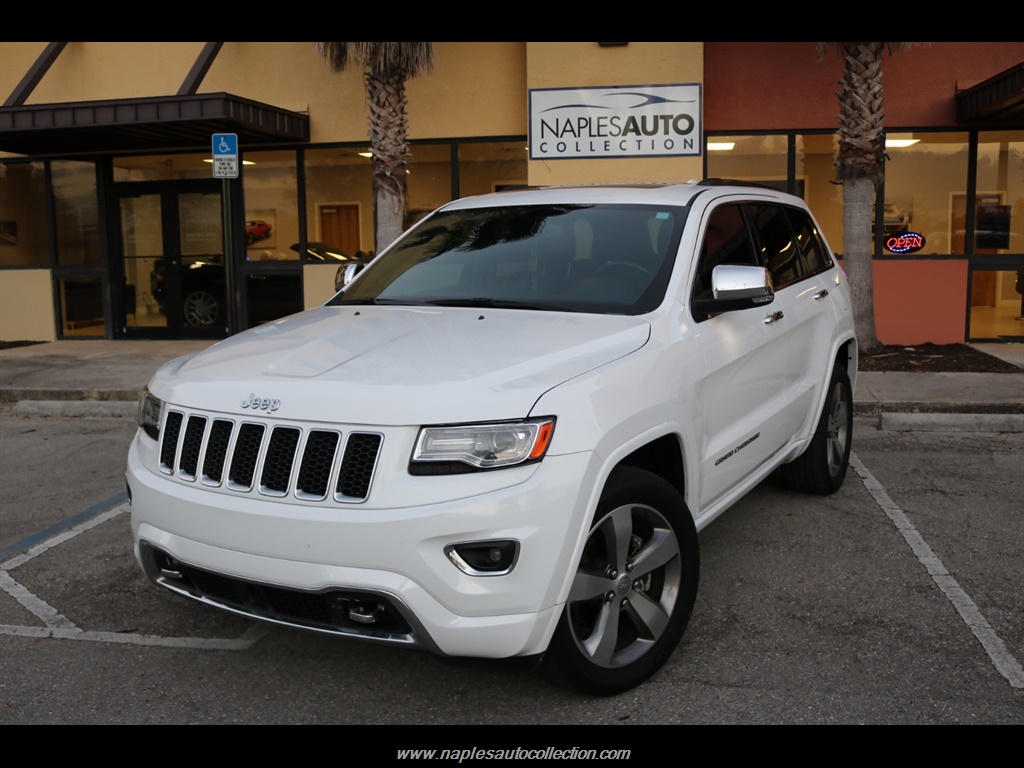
[1,42,1021,344]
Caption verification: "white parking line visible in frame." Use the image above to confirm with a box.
[850,451,1024,690]
[0,623,265,650]
[0,501,265,651]
[0,571,78,630]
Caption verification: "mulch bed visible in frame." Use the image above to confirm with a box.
[858,343,1021,373]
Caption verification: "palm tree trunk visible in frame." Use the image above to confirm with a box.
[843,177,880,350]
[365,71,409,251]
[833,42,892,355]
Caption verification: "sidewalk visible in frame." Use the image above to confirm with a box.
[1,340,1022,431]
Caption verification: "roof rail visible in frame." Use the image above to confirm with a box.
[697,178,779,191]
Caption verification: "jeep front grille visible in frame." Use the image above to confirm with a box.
[158,410,382,503]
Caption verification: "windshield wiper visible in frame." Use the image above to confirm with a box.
[423,298,563,311]
[332,297,436,306]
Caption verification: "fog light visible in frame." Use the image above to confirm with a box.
[445,540,519,576]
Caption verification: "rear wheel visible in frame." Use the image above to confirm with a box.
[782,363,853,495]
[550,467,698,695]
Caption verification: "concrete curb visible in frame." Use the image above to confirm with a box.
[853,401,1024,416]
[11,400,137,418]
[856,412,1024,433]
[0,388,141,404]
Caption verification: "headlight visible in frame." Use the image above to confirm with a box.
[137,388,163,441]
[410,418,555,474]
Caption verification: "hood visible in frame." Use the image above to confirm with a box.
[150,305,650,425]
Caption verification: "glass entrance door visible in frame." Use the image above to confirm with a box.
[117,182,226,338]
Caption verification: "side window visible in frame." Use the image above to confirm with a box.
[693,203,759,300]
[784,206,833,275]
[749,203,806,288]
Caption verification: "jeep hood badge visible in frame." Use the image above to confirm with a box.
[241,393,281,412]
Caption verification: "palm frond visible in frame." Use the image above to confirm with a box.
[316,42,434,78]
[315,42,351,73]
[817,41,925,60]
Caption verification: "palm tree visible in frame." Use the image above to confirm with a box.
[819,42,916,354]
[316,42,435,251]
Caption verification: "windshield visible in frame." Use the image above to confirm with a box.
[329,203,686,315]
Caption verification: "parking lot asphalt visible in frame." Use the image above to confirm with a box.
[0,339,1022,431]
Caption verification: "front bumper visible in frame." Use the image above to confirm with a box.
[126,432,595,658]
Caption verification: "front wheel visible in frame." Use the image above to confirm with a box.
[549,467,699,695]
[782,363,853,495]
[182,290,221,328]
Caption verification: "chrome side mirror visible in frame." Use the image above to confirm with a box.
[711,264,774,302]
[691,264,774,317]
[334,262,367,293]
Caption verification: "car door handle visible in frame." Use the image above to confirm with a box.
[763,310,784,324]
[813,289,830,300]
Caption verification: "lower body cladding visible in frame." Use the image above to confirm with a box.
[126,440,595,659]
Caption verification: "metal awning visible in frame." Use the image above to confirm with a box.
[0,92,310,157]
[956,62,1024,124]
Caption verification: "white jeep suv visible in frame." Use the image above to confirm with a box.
[127,180,857,694]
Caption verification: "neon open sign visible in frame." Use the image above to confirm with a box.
[885,232,926,254]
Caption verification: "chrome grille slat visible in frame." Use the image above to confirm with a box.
[157,410,380,503]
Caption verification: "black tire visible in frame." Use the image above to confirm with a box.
[782,363,853,495]
[182,289,221,328]
[549,467,699,695]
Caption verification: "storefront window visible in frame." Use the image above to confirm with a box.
[0,161,49,267]
[705,134,789,189]
[52,160,100,266]
[407,143,453,229]
[246,273,304,328]
[113,153,211,182]
[238,149,301,328]
[457,141,529,197]
[58,276,105,337]
[970,269,1024,341]
[882,132,969,256]
[119,194,166,331]
[704,134,845,253]
[797,133,843,251]
[242,149,299,261]
[968,131,1024,341]
[975,130,1024,257]
[304,146,374,258]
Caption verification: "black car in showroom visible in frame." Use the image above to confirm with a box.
[151,243,370,327]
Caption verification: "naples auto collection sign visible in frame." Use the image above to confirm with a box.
[529,83,702,160]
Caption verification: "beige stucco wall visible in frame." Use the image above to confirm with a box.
[525,42,704,186]
[303,263,342,309]
[1,42,528,152]
[3,42,210,104]
[409,43,528,139]
[0,270,56,341]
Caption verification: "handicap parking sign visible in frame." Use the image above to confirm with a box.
[212,133,238,178]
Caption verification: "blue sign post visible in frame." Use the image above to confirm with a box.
[212,133,238,178]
